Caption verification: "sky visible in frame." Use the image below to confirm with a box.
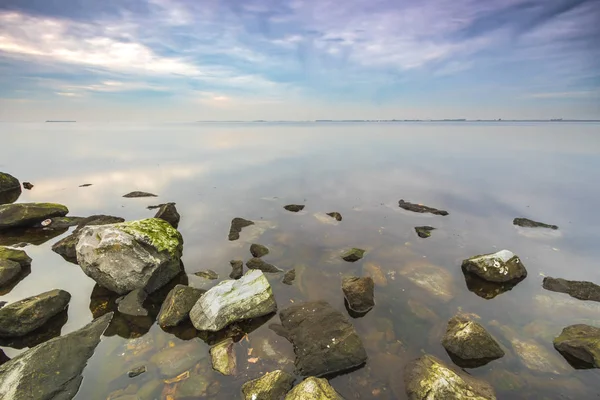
[0,0,599,121]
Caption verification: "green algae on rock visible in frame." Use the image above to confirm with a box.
[210,337,237,375]
[462,250,527,283]
[415,226,435,238]
[0,246,31,267]
[0,203,69,230]
[158,284,205,327]
[0,172,21,205]
[342,248,365,262]
[553,324,600,368]
[284,377,344,400]
[118,218,183,258]
[242,370,295,400]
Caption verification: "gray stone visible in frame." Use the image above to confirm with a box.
[194,269,219,280]
[0,259,21,287]
[123,191,157,198]
[250,243,270,258]
[342,248,365,262]
[210,338,237,375]
[154,202,180,229]
[22,182,33,190]
[284,377,344,400]
[0,313,113,400]
[284,204,305,212]
[229,217,254,241]
[247,257,283,273]
[230,260,244,279]
[76,218,183,295]
[0,172,21,205]
[0,289,71,337]
[399,200,449,216]
[0,203,69,230]
[190,270,277,332]
[117,289,148,316]
[282,269,296,285]
[543,277,600,302]
[326,212,342,221]
[342,276,375,315]
[553,324,600,368]
[157,284,205,327]
[513,218,558,230]
[242,370,295,400]
[462,250,527,283]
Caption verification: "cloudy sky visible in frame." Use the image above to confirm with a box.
[0,0,598,121]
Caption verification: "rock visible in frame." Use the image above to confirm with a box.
[342,276,375,315]
[149,339,207,377]
[282,269,296,285]
[0,289,71,337]
[0,203,69,230]
[284,377,344,400]
[76,218,183,295]
[242,370,295,400]
[415,226,435,238]
[342,248,365,262]
[542,277,600,302]
[0,312,113,400]
[441,314,504,368]
[0,349,8,366]
[461,250,527,283]
[284,204,305,212]
[31,216,85,230]
[22,182,34,190]
[190,270,277,332]
[513,217,558,230]
[399,200,448,216]
[0,259,21,287]
[250,243,270,258]
[51,214,125,263]
[462,272,520,300]
[274,300,367,376]
[210,337,237,375]
[195,269,219,280]
[158,284,205,327]
[0,309,68,350]
[117,288,149,316]
[553,324,600,368]
[128,365,146,378]
[153,202,180,228]
[247,257,283,273]
[174,373,212,398]
[326,212,342,221]
[123,191,157,198]
[229,260,244,279]
[228,217,254,241]
[400,262,455,302]
[404,355,496,400]
[79,183,92,187]
[0,246,31,267]
[0,172,21,205]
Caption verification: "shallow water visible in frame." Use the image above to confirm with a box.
[1,122,600,399]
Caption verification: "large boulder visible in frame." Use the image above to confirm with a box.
[284,377,344,400]
[404,355,496,399]
[0,172,21,205]
[462,250,527,283]
[76,218,183,295]
[0,289,71,337]
[0,203,69,230]
[190,270,277,332]
[157,284,205,327]
[553,324,600,368]
[273,300,367,376]
[543,277,600,302]
[242,370,295,400]
[0,313,113,400]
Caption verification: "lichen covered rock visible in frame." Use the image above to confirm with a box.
[0,203,69,230]
[553,324,600,368]
[157,284,205,327]
[462,250,527,283]
[284,377,344,400]
[242,370,295,400]
[210,337,237,375]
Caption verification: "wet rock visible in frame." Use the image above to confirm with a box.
[0,349,8,366]
[117,288,149,316]
[128,365,146,378]
[229,217,254,241]
[32,216,85,230]
[247,257,283,273]
[250,243,270,258]
[407,299,439,323]
[174,373,211,398]
[415,226,435,238]
[284,377,344,400]
[399,200,448,216]
[0,309,68,349]
[123,191,157,198]
[158,284,205,327]
[462,250,527,283]
[404,354,496,400]
[0,203,69,230]
[326,212,342,221]
[0,246,30,288]
[0,172,21,205]
[210,337,237,375]
[274,300,367,376]
[342,276,375,315]
[441,314,504,368]
[190,270,277,332]
[542,277,600,302]
[22,182,34,190]
[463,271,522,300]
[153,202,180,228]
[76,218,183,295]
[242,370,295,400]
[230,260,244,279]
[513,217,558,230]
[342,247,365,262]
[0,312,113,400]
[553,324,600,368]
[400,262,455,302]
[0,259,21,287]
[282,269,296,285]
[284,204,305,212]
[0,289,71,337]
[149,339,207,377]
[194,269,219,280]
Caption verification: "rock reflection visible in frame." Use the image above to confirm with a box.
[0,227,68,247]
[463,271,525,300]
[0,309,68,349]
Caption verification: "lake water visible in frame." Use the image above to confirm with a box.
[1,122,600,399]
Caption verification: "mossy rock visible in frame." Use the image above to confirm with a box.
[553,324,600,368]
[284,377,344,400]
[0,203,69,230]
[0,172,21,205]
[242,370,295,400]
[342,248,365,262]
[0,246,31,267]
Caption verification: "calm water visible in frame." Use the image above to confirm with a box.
[1,122,600,399]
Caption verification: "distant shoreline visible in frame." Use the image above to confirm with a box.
[195,119,600,123]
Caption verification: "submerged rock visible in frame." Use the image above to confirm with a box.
[0,203,69,230]
[76,218,183,295]
[284,204,305,212]
[415,226,435,238]
[342,248,365,262]
[123,191,157,198]
[326,212,343,221]
[400,262,455,302]
[363,262,387,287]
[194,269,219,280]
[150,338,207,377]
[513,218,558,230]
[0,289,71,337]
[230,260,244,279]
[0,312,113,400]
[127,365,146,378]
[210,337,237,375]
[441,314,504,368]
[542,277,600,302]
[399,200,448,216]
[284,377,344,400]
[242,370,295,400]
[553,324,600,368]
[228,217,254,241]
[247,257,283,273]
[342,276,375,315]
[282,269,296,285]
[0,172,21,205]
[117,288,148,316]
[250,243,270,258]
[404,355,496,400]
[158,284,205,327]
[462,250,527,283]
[274,300,367,376]
[190,270,277,332]
[153,202,180,229]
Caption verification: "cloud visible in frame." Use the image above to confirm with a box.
[528,91,600,99]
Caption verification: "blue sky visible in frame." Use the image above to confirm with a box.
[0,0,598,121]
